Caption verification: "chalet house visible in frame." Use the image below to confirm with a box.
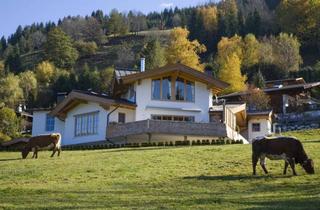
[220,78,320,114]
[32,62,272,145]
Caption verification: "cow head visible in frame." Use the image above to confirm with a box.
[21,147,30,159]
[302,159,315,174]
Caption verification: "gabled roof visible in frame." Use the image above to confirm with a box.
[117,63,229,93]
[50,90,136,120]
[220,81,320,99]
[265,77,306,85]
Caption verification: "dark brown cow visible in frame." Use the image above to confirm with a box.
[252,136,314,176]
[22,133,61,159]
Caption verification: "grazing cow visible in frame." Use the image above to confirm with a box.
[22,133,61,159]
[252,136,314,176]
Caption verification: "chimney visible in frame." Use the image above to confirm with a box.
[140,58,145,72]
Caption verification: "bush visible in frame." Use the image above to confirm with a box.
[158,142,164,146]
[169,142,174,146]
[0,132,11,142]
[0,107,20,138]
[74,41,98,58]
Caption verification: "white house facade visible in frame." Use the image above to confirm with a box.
[32,63,272,145]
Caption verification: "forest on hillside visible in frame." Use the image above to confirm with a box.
[0,0,320,139]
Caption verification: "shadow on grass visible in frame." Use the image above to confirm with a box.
[0,158,22,162]
[183,174,295,181]
[240,197,320,210]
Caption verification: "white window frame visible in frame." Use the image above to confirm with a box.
[74,111,99,137]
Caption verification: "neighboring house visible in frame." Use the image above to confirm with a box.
[220,78,320,114]
[32,62,272,145]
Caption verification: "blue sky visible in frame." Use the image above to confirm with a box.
[0,0,214,38]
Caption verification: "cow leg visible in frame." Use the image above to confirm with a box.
[57,148,61,157]
[51,148,57,157]
[31,148,35,159]
[34,148,38,159]
[252,154,259,175]
[260,156,268,174]
[288,158,297,176]
[283,161,289,175]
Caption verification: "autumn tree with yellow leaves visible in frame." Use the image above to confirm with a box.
[166,27,206,71]
[218,53,247,94]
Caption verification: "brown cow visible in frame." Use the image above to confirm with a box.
[252,136,314,176]
[22,133,61,159]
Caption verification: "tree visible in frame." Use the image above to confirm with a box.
[218,0,239,37]
[0,74,24,108]
[277,0,320,48]
[0,60,4,77]
[74,41,98,58]
[28,31,47,50]
[166,27,206,71]
[100,67,114,93]
[45,27,79,69]
[77,63,101,91]
[242,88,270,111]
[216,35,243,64]
[107,9,129,36]
[218,53,246,94]
[252,70,265,89]
[35,61,55,86]
[19,71,38,102]
[141,39,166,70]
[271,33,302,73]
[0,107,20,139]
[245,10,261,36]
[128,11,147,34]
[4,44,22,73]
[242,34,260,69]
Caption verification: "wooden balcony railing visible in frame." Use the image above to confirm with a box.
[106,119,227,139]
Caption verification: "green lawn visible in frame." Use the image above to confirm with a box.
[1,129,320,209]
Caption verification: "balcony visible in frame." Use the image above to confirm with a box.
[106,120,228,139]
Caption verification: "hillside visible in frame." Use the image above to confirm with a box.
[0,129,319,209]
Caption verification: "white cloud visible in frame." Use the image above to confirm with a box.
[160,2,174,8]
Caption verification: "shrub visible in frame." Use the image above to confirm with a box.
[0,107,20,138]
[226,139,231,144]
[196,140,201,145]
[169,142,174,146]
[74,40,98,57]
[231,140,236,144]
[158,142,164,146]
[0,132,11,142]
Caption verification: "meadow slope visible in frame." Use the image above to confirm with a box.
[0,129,320,209]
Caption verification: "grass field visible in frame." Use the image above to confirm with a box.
[0,129,320,209]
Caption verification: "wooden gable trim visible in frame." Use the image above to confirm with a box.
[120,64,229,92]
[50,91,136,120]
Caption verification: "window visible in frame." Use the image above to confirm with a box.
[252,123,261,132]
[151,115,195,122]
[152,79,161,100]
[152,76,195,102]
[45,114,55,131]
[186,80,195,102]
[74,112,99,137]
[162,77,171,100]
[175,77,185,101]
[118,113,126,123]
